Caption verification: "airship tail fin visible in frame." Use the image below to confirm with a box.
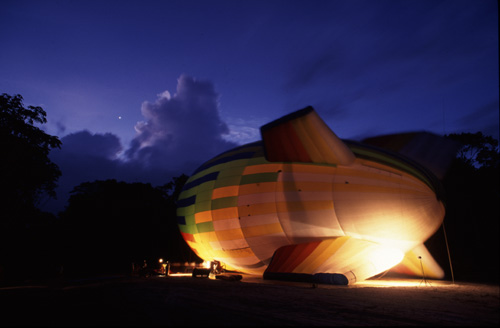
[260,106,355,165]
[388,243,445,279]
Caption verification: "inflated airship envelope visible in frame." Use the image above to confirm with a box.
[176,106,458,284]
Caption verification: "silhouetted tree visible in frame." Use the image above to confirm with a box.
[157,174,199,263]
[158,174,189,201]
[434,132,499,283]
[60,176,199,277]
[446,132,499,169]
[0,93,62,284]
[1,93,62,221]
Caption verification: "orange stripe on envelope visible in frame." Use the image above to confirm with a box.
[195,210,212,223]
[212,185,239,199]
[212,207,239,221]
[242,222,283,238]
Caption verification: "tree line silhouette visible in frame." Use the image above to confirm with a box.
[1,93,498,285]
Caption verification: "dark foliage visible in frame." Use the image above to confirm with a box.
[425,133,499,284]
[0,94,62,284]
[59,177,200,277]
[0,94,62,220]
[446,132,499,169]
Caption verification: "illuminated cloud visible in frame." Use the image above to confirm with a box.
[126,75,237,171]
[44,76,239,214]
[221,116,264,145]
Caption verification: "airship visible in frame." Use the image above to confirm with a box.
[176,107,457,284]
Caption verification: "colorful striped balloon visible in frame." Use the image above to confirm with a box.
[177,107,455,284]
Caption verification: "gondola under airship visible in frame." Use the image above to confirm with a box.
[176,106,457,284]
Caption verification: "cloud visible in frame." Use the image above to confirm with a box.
[125,75,237,171]
[45,131,122,213]
[221,116,265,145]
[59,130,122,159]
[55,121,66,135]
[43,75,238,214]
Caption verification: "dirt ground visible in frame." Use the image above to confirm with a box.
[1,274,498,326]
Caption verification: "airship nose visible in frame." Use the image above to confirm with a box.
[333,163,445,248]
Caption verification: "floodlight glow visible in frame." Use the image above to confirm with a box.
[168,273,192,277]
[369,247,405,273]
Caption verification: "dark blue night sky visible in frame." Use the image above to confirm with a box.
[1,0,498,213]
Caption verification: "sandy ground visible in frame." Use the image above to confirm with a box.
[1,274,498,326]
